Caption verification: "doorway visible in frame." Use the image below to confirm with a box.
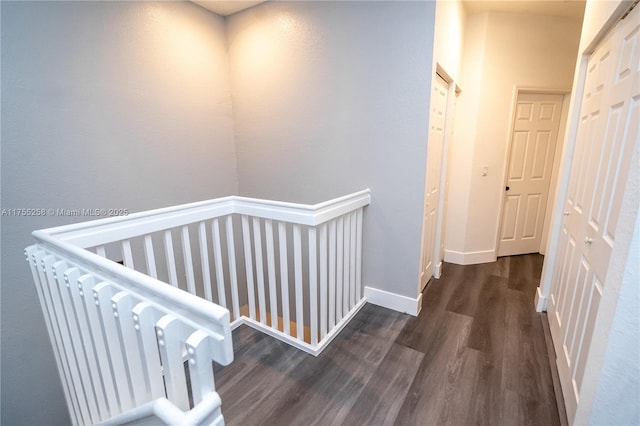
[498,92,564,257]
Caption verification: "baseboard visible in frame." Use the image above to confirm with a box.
[434,261,443,279]
[443,249,496,265]
[364,286,422,316]
[535,286,548,312]
[541,312,569,426]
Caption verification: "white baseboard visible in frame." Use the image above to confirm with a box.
[444,249,496,265]
[364,286,422,316]
[535,286,548,312]
[434,261,443,278]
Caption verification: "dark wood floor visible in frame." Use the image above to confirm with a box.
[214,254,561,425]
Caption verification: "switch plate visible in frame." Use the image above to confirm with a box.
[481,166,488,176]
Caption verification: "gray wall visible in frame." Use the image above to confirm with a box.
[2,1,437,423]
[227,1,435,299]
[1,2,238,424]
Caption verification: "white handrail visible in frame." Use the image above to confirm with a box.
[37,190,371,248]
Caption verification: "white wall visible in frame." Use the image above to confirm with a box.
[433,0,466,81]
[443,12,489,259]
[0,2,238,424]
[589,214,640,424]
[227,1,436,299]
[444,11,582,263]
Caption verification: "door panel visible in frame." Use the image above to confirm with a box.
[420,73,448,290]
[498,93,564,256]
[548,6,639,422]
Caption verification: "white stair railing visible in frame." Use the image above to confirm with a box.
[27,190,370,425]
[25,243,232,426]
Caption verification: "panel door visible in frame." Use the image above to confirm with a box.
[498,93,564,256]
[420,73,448,290]
[548,6,639,422]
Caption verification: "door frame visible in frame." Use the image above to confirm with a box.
[536,1,639,424]
[418,63,458,293]
[432,64,458,279]
[494,87,571,259]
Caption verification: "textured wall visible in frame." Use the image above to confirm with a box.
[0,2,237,424]
[227,0,436,299]
[590,212,640,424]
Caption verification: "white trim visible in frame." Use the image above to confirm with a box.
[38,189,372,248]
[534,286,548,312]
[434,261,443,279]
[443,249,496,265]
[229,298,368,357]
[364,286,423,316]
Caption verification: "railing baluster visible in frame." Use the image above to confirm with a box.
[252,218,267,325]
[198,222,213,302]
[343,214,351,315]
[265,219,279,329]
[143,236,157,279]
[226,216,240,321]
[121,240,134,269]
[65,268,103,422]
[308,228,318,346]
[350,211,357,309]
[94,282,134,413]
[27,249,79,424]
[181,226,196,295]
[163,230,179,288]
[131,302,165,401]
[112,292,147,406]
[319,224,328,339]
[76,274,111,422]
[356,208,363,302]
[278,222,291,335]
[156,315,190,411]
[336,217,344,322]
[328,220,337,329]
[96,246,107,258]
[78,275,119,418]
[241,215,256,321]
[293,224,304,341]
[49,260,92,425]
[185,330,214,406]
[212,218,227,307]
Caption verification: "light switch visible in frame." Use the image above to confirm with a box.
[481,166,489,176]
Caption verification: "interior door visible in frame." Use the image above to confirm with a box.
[548,6,639,422]
[420,73,448,290]
[498,93,563,256]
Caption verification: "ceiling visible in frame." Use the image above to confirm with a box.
[463,0,586,19]
[192,1,586,20]
[191,1,264,16]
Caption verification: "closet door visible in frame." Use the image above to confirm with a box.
[548,5,639,422]
[419,73,449,290]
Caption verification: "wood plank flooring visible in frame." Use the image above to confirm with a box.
[214,254,561,425]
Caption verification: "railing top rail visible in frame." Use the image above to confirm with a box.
[37,189,371,248]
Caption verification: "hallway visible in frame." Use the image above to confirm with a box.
[214,254,561,425]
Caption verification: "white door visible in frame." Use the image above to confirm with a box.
[420,73,448,290]
[548,6,639,422]
[498,93,563,256]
